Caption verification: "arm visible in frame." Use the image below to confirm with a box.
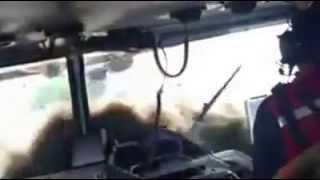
[252,100,284,178]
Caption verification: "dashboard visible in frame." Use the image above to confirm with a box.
[31,150,252,179]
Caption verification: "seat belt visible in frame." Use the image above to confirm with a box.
[272,84,310,150]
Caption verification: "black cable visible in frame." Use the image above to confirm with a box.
[154,44,169,131]
[152,24,189,78]
[148,44,169,164]
[153,43,168,132]
[147,77,163,165]
[154,87,163,130]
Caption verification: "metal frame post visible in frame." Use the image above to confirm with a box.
[66,37,90,136]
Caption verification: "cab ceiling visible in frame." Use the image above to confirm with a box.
[0,1,295,67]
[0,1,208,34]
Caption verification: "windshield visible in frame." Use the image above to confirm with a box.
[0,23,289,178]
[0,58,72,177]
[85,23,289,152]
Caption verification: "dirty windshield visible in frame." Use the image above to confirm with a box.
[85,23,289,152]
[0,23,288,178]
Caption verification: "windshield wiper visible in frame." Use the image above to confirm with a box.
[196,65,242,122]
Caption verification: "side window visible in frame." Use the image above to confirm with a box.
[0,58,72,178]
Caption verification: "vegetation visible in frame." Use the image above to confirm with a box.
[198,116,252,154]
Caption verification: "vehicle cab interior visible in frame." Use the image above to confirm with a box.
[0,1,315,179]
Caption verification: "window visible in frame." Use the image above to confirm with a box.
[0,22,290,178]
[85,24,288,123]
[0,58,72,178]
[84,23,289,153]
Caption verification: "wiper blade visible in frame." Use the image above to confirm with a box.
[196,65,242,122]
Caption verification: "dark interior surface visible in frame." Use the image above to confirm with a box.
[0,1,295,67]
[0,1,293,34]
[0,1,207,34]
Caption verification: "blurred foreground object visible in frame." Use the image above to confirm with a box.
[275,144,320,179]
[293,1,314,10]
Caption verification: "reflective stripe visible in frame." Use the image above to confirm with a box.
[278,116,287,128]
[277,98,320,128]
[294,106,312,120]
